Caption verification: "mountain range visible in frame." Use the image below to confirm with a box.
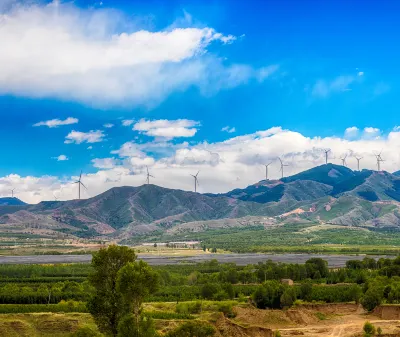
[1,164,400,240]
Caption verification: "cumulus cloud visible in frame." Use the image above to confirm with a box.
[363,127,381,139]
[133,119,200,138]
[53,154,68,161]
[221,126,236,133]
[103,123,114,128]
[0,2,274,107]
[5,125,400,204]
[33,117,78,128]
[65,130,105,144]
[344,126,359,139]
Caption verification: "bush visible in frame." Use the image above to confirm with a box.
[165,321,215,337]
[176,302,202,315]
[117,314,157,337]
[363,321,376,337]
[275,331,282,337]
[70,326,103,337]
[217,302,235,318]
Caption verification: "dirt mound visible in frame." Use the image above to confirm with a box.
[374,305,400,319]
[214,313,273,337]
[297,303,364,315]
[232,306,319,328]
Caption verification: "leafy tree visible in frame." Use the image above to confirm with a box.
[280,288,296,308]
[377,327,382,336]
[275,331,282,337]
[87,245,137,337]
[362,289,382,311]
[165,321,215,337]
[300,281,312,301]
[116,260,159,335]
[305,258,328,278]
[201,283,220,300]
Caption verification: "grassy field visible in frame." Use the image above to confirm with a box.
[0,313,98,336]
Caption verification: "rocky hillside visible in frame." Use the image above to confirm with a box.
[0,165,400,239]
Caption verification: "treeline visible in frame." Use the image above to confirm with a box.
[0,280,93,304]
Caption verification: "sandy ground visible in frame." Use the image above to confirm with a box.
[232,304,400,337]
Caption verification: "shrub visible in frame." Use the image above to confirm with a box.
[363,321,376,337]
[165,321,215,337]
[70,326,103,337]
[275,331,282,337]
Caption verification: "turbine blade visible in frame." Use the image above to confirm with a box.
[80,182,88,190]
[196,170,200,177]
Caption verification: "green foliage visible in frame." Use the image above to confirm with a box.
[362,288,382,311]
[176,302,202,314]
[377,326,382,336]
[117,314,158,337]
[280,288,296,308]
[252,281,285,309]
[363,321,376,337]
[70,326,103,337]
[274,331,282,337]
[165,321,215,337]
[87,245,137,337]
[0,302,87,313]
[315,312,326,320]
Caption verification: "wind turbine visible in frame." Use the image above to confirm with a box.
[53,193,59,201]
[375,151,384,171]
[340,155,347,167]
[190,171,200,192]
[355,157,363,171]
[264,162,273,180]
[146,166,154,185]
[74,171,87,200]
[11,188,15,198]
[278,157,289,179]
[324,149,331,164]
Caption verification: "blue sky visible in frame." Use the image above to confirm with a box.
[1,0,400,202]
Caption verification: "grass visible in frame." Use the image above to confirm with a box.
[0,313,98,336]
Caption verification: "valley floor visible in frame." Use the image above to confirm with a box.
[2,304,400,336]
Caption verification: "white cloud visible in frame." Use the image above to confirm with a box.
[312,75,356,98]
[357,71,364,76]
[133,119,200,138]
[65,130,105,144]
[363,127,381,139]
[33,117,78,128]
[344,126,359,139]
[53,154,68,161]
[7,125,400,204]
[122,120,135,126]
[103,123,114,128]
[87,146,93,150]
[0,2,273,107]
[221,126,236,133]
[92,157,119,169]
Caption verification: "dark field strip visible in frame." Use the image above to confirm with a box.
[0,253,389,268]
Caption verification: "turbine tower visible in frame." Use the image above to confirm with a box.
[146,166,154,185]
[355,157,363,171]
[190,171,200,192]
[324,149,331,164]
[278,157,288,179]
[74,171,87,200]
[264,162,273,180]
[375,152,384,172]
[11,188,15,198]
[340,155,347,167]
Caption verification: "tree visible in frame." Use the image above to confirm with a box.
[87,245,137,337]
[362,289,382,312]
[377,327,382,336]
[116,260,159,336]
[280,288,296,308]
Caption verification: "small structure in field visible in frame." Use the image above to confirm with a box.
[281,278,294,286]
